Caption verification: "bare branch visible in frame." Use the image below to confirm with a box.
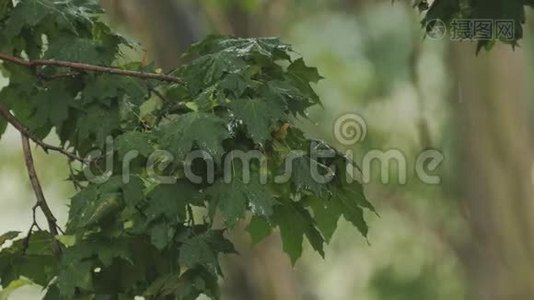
[21,134,62,256]
[0,104,84,162]
[0,52,184,84]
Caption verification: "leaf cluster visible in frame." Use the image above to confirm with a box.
[422,0,534,52]
[0,1,373,299]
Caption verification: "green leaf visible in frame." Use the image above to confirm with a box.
[56,235,76,247]
[89,238,132,267]
[0,232,58,287]
[228,97,287,144]
[189,36,292,62]
[0,232,19,247]
[116,131,154,158]
[180,51,247,94]
[4,0,52,38]
[289,154,331,198]
[56,236,135,296]
[76,104,121,148]
[145,182,196,222]
[272,205,304,265]
[423,0,460,28]
[82,192,124,228]
[287,58,323,83]
[219,73,253,98]
[122,176,145,207]
[246,216,273,245]
[0,278,33,300]
[157,112,229,161]
[55,237,133,297]
[308,197,341,242]
[20,231,57,257]
[82,74,147,107]
[144,269,219,300]
[57,257,93,297]
[144,182,201,249]
[208,178,275,228]
[272,204,325,265]
[246,184,276,218]
[179,231,235,275]
[208,180,247,228]
[45,37,117,65]
[68,179,129,231]
[149,222,171,250]
[332,183,373,238]
[29,82,73,129]
[264,80,317,117]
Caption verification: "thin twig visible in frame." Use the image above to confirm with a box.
[68,161,84,191]
[0,104,84,162]
[22,204,42,254]
[55,225,65,235]
[0,52,184,84]
[21,134,62,256]
[187,204,195,226]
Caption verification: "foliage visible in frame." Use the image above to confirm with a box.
[0,0,372,299]
[421,0,534,52]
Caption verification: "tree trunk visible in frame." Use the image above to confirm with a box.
[452,42,534,300]
[99,0,202,69]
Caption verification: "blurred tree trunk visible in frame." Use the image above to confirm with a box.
[99,0,202,69]
[221,221,303,300]
[452,43,534,300]
[200,0,289,37]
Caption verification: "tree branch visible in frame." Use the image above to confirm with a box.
[22,204,42,254]
[0,52,184,84]
[21,134,62,256]
[0,104,84,162]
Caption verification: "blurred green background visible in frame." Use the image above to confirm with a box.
[3,0,534,299]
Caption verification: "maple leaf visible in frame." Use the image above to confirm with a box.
[157,112,229,161]
[208,177,275,228]
[228,97,287,144]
